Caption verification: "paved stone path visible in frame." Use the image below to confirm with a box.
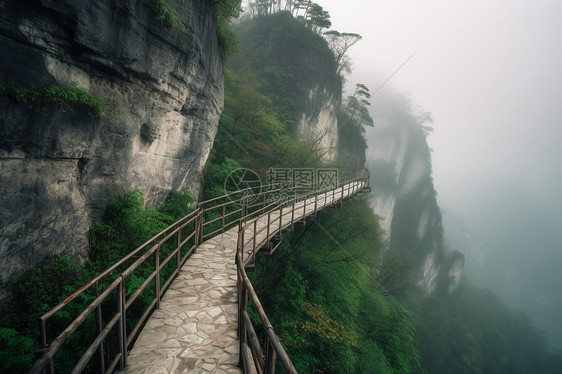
[121,230,242,374]
[121,180,367,374]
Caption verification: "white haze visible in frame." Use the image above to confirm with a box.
[319,0,562,349]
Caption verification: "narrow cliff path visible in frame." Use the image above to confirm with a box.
[119,180,367,374]
[121,229,242,374]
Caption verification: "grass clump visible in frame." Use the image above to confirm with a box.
[1,83,115,122]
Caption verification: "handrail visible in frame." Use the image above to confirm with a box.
[28,209,202,374]
[235,173,370,373]
[27,168,370,374]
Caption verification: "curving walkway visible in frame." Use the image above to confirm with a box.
[121,180,368,374]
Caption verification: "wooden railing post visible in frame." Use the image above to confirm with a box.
[155,245,161,309]
[302,192,307,222]
[38,318,54,374]
[117,277,125,369]
[121,277,128,368]
[176,229,181,272]
[266,211,271,245]
[264,334,277,374]
[94,282,106,374]
[240,230,245,267]
[197,212,203,250]
[314,192,318,217]
[239,285,248,344]
[290,194,296,231]
[252,220,257,254]
[279,204,283,232]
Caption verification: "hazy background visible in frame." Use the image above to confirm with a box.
[319,0,562,349]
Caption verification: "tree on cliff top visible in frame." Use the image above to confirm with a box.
[246,0,331,33]
[324,30,362,78]
[244,1,361,79]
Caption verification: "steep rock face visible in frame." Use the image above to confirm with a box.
[0,0,223,282]
[300,86,339,160]
[367,94,463,294]
[233,12,340,160]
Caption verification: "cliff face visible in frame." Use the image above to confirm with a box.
[300,86,339,160]
[0,0,223,282]
[232,12,340,160]
[367,93,463,294]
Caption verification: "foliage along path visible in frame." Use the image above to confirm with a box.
[121,179,369,374]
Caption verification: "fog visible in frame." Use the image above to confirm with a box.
[320,0,562,349]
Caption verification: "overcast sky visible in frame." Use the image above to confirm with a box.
[319,0,562,207]
[317,0,562,347]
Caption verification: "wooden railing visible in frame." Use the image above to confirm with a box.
[28,208,202,374]
[236,175,370,373]
[27,169,370,374]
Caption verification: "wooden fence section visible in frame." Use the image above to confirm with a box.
[236,179,368,374]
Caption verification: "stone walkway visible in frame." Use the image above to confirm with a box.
[120,180,367,374]
[121,229,242,374]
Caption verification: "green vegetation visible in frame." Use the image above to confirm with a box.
[203,10,342,184]
[0,189,195,373]
[232,11,340,100]
[248,200,421,373]
[142,0,179,27]
[244,1,361,80]
[1,83,115,122]
[112,0,179,27]
[215,0,243,58]
[0,254,92,373]
[204,66,326,182]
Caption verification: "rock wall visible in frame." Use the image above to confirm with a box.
[232,12,341,161]
[0,0,224,282]
[367,93,464,294]
[299,86,339,161]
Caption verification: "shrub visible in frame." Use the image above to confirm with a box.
[162,188,196,220]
